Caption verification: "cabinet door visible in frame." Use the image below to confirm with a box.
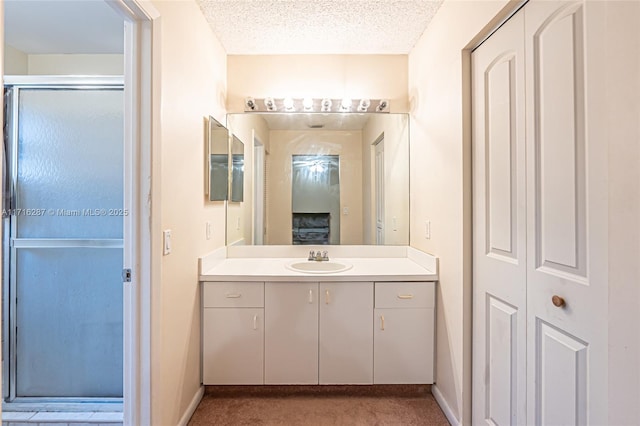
[319,282,373,384]
[265,282,318,384]
[202,308,263,385]
[374,308,434,384]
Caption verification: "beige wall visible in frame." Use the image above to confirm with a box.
[362,114,410,245]
[408,1,511,423]
[3,48,123,75]
[151,0,227,424]
[4,44,28,74]
[227,55,409,113]
[27,54,123,75]
[266,130,363,245]
[227,114,270,245]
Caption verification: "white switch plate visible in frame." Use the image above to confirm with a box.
[393,216,397,231]
[425,220,431,239]
[343,207,349,215]
[163,229,172,255]
[236,217,241,230]
[206,222,212,240]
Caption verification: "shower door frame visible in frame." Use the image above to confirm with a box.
[3,77,125,405]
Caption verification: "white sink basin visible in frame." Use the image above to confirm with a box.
[286,261,353,274]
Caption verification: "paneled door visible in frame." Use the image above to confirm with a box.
[472,10,527,426]
[525,1,607,424]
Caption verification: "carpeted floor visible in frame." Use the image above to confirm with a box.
[188,385,450,425]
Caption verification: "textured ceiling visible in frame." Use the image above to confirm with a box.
[197,0,444,55]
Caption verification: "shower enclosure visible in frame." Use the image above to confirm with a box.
[3,77,124,402]
[291,155,340,245]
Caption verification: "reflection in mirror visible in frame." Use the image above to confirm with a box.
[292,155,340,245]
[227,113,409,246]
[207,116,229,201]
[230,135,245,202]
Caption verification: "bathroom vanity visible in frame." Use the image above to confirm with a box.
[199,246,437,386]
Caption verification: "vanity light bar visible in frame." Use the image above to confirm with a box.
[244,97,390,113]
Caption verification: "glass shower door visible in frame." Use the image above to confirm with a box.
[5,86,124,399]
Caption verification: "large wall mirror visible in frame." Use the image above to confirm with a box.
[226,113,409,246]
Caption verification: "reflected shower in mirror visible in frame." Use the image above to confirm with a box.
[227,113,409,246]
[207,116,229,201]
[230,135,245,202]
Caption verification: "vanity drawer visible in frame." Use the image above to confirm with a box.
[375,282,435,309]
[203,282,264,308]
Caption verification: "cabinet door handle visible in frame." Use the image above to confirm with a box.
[309,289,313,303]
[253,314,258,330]
[225,293,242,298]
[380,315,385,331]
[397,294,414,299]
[325,289,330,304]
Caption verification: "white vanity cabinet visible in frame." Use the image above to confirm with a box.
[374,282,435,384]
[202,282,264,385]
[264,282,319,384]
[319,282,374,384]
[201,278,435,386]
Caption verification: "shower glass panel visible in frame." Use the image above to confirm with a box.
[291,155,340,245]
[5,87,123,399]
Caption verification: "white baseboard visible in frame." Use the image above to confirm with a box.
[177,385,204,426]
[432,384,460,426]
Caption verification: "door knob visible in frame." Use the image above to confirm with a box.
[552,295,566,308]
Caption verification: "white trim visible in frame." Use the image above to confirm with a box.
[111,1,160,425]
[177,386,204,426]
[3,75,123,86]
[432,384,460,426]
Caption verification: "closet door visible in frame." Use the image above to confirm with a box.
[525,1,608,425]
[471,10,527,426]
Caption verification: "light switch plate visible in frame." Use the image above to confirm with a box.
[163,229,172,255]
[206,222,212,240]
[425,220,431,239]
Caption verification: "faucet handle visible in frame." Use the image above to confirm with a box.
[308,250,315,260]
[322,250,329,261]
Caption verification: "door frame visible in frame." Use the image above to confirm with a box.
[3,77,126,405]
[112,1,160,424]
[253,136,265,245]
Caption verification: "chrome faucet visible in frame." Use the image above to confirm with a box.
[309,250,330,261]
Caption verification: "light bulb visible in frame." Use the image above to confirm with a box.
[283,97,295,111]
[321,98,332,112]
[303,98,314,111]
[245,97,257,111]
[264,97,276,111]
[358,99,371,112]
[376,99,389,112]
[341,98,352,111]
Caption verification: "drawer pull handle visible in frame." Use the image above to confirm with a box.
[381,315,385,331]
[309,289,313,303]
[253,314,258,330]
[397,294,414,299]
[325,289,330,304]
[225,293,242,298]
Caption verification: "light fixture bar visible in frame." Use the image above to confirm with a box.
[244,97,390,113]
